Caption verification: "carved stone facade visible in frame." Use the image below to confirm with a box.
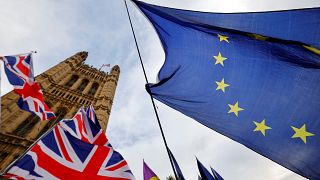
[0,51,120,172]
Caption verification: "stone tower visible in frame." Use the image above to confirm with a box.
[0,51,120,172]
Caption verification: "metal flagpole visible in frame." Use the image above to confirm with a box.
[123,0,179,179]
[98,64,110,71]
[99,64,104,71]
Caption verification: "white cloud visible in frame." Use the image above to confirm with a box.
[143,0,320,12]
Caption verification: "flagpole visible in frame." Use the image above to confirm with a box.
[0,123,57,175]
[99,64,104,71]
[123,0,179,179]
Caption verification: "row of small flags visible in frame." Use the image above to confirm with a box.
[144,151,223,180]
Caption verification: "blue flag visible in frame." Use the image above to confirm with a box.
[210,167,224,180]
[196,158,215,180]
[134,1,320,179]
[168,149,185,180]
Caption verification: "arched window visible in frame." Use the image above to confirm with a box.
[88,83,99,96]
[65,75,79,87]
[77,79,89,92]
[12,100,53,136]
[36,108,67,139]
[12,115,40,137]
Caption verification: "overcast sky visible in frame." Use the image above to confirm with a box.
[1,0,320,179]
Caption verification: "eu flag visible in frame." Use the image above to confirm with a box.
[134,1,320,179]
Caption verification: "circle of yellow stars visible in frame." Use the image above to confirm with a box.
[212,33,316,144]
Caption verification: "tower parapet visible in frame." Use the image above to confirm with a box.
[95,65,120,130]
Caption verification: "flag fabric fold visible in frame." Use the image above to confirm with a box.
[196,158,215,180]
[168,149,185,180]
[143,161,159,180]
[59,106,109,146]
[135,1,320,179]
[3,106,135,179]
[87,104,102,129]
[210,167,223,180]
[2,54,55,120]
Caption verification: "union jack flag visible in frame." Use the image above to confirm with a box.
[2,53,55,120]
[3,107,135,179]
[59,106,110,147]
[87,104,101,129]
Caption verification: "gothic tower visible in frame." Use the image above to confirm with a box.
[0,51,120,172]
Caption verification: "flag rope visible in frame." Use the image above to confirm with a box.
[123,0,179,179]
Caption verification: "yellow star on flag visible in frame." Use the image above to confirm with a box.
[303,45,320,55]
[216,78,230,93]
[228,101,244,117]
[218,34,229,43]
[291,124,315,144]
[253,119,272,136]
[213,52,227,67]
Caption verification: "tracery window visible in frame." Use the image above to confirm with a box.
[35,108,67,139]
[12,115,40,137]
[77,79,89,92]
[65,75,79,87]
[88,83,99,96]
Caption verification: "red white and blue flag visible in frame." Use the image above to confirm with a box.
[87,105,102,129]
[2,53,55,120]
[3,106,135,179]
[60,106,110,147]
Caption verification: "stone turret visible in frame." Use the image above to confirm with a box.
[95,65,120,130]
